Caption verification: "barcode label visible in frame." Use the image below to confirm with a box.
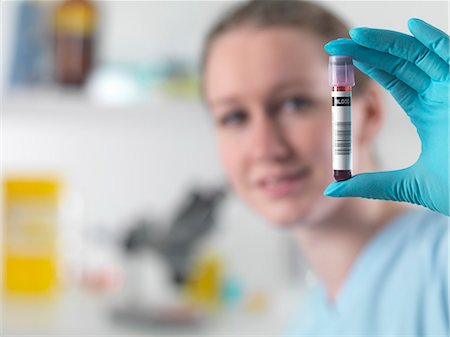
[331,91,352,170]
[334,122,351,155]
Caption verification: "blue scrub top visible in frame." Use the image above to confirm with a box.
[285,209,449,336]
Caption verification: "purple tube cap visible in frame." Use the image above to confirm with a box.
[329,56,355,87]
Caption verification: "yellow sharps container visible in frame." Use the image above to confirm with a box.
[3,178,60,295]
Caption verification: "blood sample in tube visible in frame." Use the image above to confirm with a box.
[329,56,355,182]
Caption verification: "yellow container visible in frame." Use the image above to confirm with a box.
[184,253,224,311]
[3,178,60,294]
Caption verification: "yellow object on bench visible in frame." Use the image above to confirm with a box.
[3,178,60,294]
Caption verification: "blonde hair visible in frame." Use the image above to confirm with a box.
[201,0,369,96]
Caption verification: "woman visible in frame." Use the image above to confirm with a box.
[201,1,449,336]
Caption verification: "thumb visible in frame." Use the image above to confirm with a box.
[324,168,411,203]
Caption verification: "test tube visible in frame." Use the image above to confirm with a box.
[328,56,355,182]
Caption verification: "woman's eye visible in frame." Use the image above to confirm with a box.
[280,97,312,113]
[219,110,248,126]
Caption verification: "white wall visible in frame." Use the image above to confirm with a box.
[97,1,235,64]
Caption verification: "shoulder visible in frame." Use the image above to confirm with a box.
[378,208,447,273]
[404,209,448,274]
[405,209,449,335]
[401,210,448,299]
[376,209,448,310]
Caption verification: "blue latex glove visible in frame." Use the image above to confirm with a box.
[323,18,449,216]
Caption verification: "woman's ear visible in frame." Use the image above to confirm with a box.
[353,80,384,147]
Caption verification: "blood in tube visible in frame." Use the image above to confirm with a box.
[328,56,355,182]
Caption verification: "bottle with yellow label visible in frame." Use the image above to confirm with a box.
[3,178,60,295]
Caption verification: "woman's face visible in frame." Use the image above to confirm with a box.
[204,26,354,227]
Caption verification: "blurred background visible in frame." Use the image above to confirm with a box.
[1,1,447,335]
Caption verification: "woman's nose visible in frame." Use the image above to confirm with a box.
[248,113,293,163]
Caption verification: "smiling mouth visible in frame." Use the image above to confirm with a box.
[258,167,311,198]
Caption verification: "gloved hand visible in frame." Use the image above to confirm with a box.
[323,18,449,216]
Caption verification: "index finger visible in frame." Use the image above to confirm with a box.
[349,27,448,81]
[408,18,450,64]
[324,39,431,94]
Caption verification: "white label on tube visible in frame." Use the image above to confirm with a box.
[332,91,352,170]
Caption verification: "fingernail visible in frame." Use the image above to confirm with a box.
[352,60,365,68]
[408,18,423,29]
[324,182,341,197]
[349,28,358,38]
[349,27,370,39]
[323,42,334,52]
[324,39,342,49]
